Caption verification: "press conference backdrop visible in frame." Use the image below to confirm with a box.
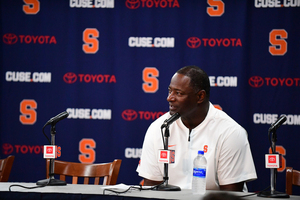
[1,0,300,194]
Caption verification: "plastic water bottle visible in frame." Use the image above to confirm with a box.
[192,150,207,194]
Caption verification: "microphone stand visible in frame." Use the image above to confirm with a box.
[36,125,67,186]
[156,125,181,191]
[258,129,289,198]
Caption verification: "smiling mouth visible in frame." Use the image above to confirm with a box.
[169,104,177,111]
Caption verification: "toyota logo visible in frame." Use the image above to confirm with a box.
[3,33,18,45]
[125,0,140,9]
[186,37,201,48]
[63,72,77,84]
[122,109,138,121]
[161,152,167,158]
[2,143,13,155]
[249,76,264,88]
[46,147,53,153]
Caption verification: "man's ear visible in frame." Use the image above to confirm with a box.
[197,90,206,104]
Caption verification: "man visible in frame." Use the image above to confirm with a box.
[136,66,257,191]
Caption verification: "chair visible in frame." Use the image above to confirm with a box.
[46,159,121,185]
[286,167,300,195]
[0,155,15,182]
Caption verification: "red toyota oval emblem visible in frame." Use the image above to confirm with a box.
[249,76,264,88]
[122,109,138,121]
[3,33,18,45]
[2,143,14,155]
[63,72,77,84]
[186,37,201,48]
[125,0,140,9]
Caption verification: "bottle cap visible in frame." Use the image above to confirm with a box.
[198,150,204,155]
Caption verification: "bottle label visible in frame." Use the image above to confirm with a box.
[193,168,206,178]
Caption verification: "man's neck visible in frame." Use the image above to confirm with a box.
[181,101,210,130]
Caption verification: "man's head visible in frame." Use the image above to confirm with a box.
[167,65,210,116]
[176,65,210,99]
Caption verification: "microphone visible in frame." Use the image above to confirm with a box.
[44,111,69,127]
[158,112,181,191]
[268,114,286,133]
[161,113,180,129]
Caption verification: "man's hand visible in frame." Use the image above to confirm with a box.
[220,181,244,192]
[143,178,163,186]
[142,178,244,192]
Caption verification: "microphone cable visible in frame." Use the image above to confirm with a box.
[8,178,52,192]
[9,184,47,192]
[102,181,166,195]
[42,124,51,145]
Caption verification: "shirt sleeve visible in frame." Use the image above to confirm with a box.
[136,122,164,181]
[216,127,257,186]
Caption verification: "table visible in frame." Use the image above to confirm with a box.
[0,182,298,200]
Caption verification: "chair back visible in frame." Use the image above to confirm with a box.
[0,155,15,182]
[46,159,121,185]
[286,167,300,195]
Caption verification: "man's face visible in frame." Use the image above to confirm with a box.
[167,73,199,116]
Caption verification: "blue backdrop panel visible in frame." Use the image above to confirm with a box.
[1,0,300,194]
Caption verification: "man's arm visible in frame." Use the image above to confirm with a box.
[143,178,163,186]
[143,178,244,191]
[219,181,244,192]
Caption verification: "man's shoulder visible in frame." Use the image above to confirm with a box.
[209,105,246,134]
